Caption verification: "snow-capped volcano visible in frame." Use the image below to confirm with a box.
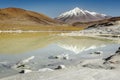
[55,7,110,24]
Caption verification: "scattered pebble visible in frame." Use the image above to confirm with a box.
[90,51,103,55]
[50,54,69,60]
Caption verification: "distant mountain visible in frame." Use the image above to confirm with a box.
[73,17,120,28]
[0,7,58,25]
[55,7,110,24]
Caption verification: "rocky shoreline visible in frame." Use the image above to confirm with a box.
[81,47,120,70]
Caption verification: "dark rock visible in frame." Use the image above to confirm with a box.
[90,51,103,55]
[17,64,25,68]
[47,64,54,66]
[63,56,69,60]
[49,54,69,60]
[115,50,120,54]
[103,55,114,62]
[55,65,66,70]
[118,47,120,50]
[19,70,25,74]
[19,69,32,74]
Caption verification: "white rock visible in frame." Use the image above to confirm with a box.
[38,68,54,72]
[22,56,35,63]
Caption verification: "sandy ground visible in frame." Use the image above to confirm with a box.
[0,64,120,80]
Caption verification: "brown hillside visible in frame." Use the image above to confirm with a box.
[0,7,58,25]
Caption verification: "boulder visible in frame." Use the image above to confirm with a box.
[19,69,32,74]
[55,65,66,70]
[54,55,61,59]
[63,55,69,60]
